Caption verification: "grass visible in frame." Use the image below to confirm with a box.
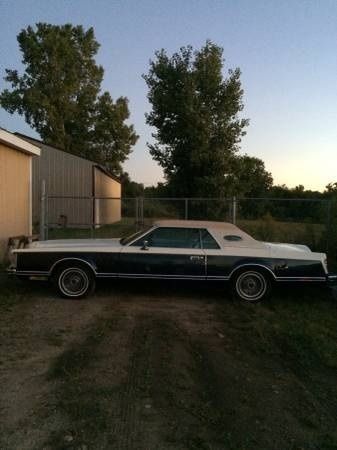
[46,217,139,240]
[217,286,337,449]
[259,288,337,371]
[238,217,325,248]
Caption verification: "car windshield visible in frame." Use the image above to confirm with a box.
[120,226,152,246]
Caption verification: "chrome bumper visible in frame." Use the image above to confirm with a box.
[327,274,337,284]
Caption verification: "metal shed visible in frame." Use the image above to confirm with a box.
[15,134,121,228]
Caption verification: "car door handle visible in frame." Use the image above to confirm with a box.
[190,256,204,261]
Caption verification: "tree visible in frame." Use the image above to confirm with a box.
[143,41,249,197]
[325,182,337,196]
[120,172,144,197]
[234,155,273,197]
[0,23,138,174]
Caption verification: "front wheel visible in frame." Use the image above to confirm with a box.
[231,270,271,303]
[53,265,95,299]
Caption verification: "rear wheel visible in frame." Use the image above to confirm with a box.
[53,265,95,299]
[231,269,271,303]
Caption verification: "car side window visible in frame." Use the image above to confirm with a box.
[200,229,220,249]
[131,227,201,249]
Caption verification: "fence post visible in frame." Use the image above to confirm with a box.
[135,197,139,226]
[232,195,237,224]
[91,196,95,238]
[326,199,332,253]
[45,188,49,240]
[40,180,46,240]
[184,198,188,220]
[140,197,144,225]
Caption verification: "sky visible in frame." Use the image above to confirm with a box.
[0,0,337,191]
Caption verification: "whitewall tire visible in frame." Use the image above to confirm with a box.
[231,270,271,303]
[54,265,95,299]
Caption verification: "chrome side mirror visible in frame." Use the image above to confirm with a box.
[141,240,149,250]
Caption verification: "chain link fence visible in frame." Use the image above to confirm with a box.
[38,194,336,263]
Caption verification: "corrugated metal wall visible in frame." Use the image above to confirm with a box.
[17,136,122,228]
[30,141,94,226]
[94,167,121,225]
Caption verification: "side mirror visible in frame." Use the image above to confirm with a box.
[141,240,149,251]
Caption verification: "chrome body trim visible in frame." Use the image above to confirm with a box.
[228,263,277,280]
[14,270,49,276]
[49,257,97,275]
[14,269,327,283]
[97,273,206,280]
[275,277,326,282]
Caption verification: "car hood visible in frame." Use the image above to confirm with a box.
[28,238,122,249]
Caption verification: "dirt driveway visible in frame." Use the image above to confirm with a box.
[0,277,336,450]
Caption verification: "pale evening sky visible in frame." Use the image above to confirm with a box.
[0,0,336,191]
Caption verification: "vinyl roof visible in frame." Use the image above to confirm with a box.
[154,220,241,231]
[153,220,261,246]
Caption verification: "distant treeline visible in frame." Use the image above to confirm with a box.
[121,177,337,225]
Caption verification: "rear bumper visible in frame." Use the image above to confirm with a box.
[327,274,337,284]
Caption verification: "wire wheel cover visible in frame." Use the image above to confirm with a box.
[59,268,89,296]
[236,271,267,300]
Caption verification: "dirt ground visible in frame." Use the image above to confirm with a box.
[0,276,337,450]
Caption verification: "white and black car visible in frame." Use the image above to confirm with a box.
[10,220,337,302]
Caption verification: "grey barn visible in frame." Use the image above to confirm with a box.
[16,134,121,228]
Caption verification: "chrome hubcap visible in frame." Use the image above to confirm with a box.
[236,271,267,301]
[59,268,89,296]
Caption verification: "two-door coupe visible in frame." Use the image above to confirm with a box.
[10,220,336,302]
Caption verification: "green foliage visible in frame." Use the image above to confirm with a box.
[0,23,138,174]
[143,41,249,197]
[120,172,144,197]
[238,217,325,251]
[233,155,273,196]
[325,182,337,194]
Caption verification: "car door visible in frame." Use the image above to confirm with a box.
[198,229,231,279]
[119,227,206,279]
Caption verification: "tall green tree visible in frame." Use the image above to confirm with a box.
[120,172,144,197]
[143,41,249,197]
[0,23,138,174]
[234,155,273,196]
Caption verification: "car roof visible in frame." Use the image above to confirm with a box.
[152,219,261,245]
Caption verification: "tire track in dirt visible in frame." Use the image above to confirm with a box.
[107,310,234,449]
[0,286,116,450]
[2,281,336,450]
[110,316,156,449]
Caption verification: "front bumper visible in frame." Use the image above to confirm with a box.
[327,274,337,284]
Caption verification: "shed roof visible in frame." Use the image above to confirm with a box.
[15,132,120,184]
[0,128,40,156]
